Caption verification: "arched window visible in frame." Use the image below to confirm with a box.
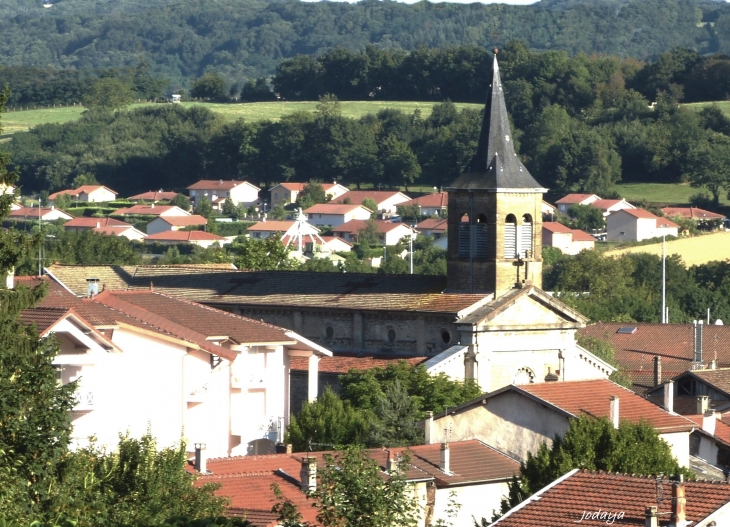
[475,214,488,258]
[458,214,470,258]
[458,213,488,258]
[518,214,533,258]
[504,214,517,258]
[513,367,535,385]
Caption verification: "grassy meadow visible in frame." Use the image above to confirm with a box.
[1,100,482,136]
[604,231,730,266]
[614,182,730,206]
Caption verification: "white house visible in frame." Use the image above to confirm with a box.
[589,198,635,217]
[8,206,73,222]
[554,193,600,214]
[64,217,134,232]
[112,204,190,218]
[398,192,448,217]
[247,220,299,239]
[415,218,448,239]
[304,203,372,227]
[145,231,229,248]
[128,190,180,202]
[22,276,331,459]
[146,215,208,235]
[425,379,695,468]
[94,225,147,241]
[334,190,411,215]
[269,182,349,208]
[186,180,260,209]
[607,208,679,242]
[332,219,415,245]
[542,222,595,255]
[199,440,520,527]
[49,185,117,203]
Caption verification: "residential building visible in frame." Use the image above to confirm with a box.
[304,203,372,227]
[20,276,330,458]
[186,180,261,209]
[662,206,725,228]
[606,208,679,242]
[541,200,555,221]
[318,236,352,253]
[49,185,117,203]
[269,182,349,208]
[685,409,730,476]
[144,231,228,248]
[332,219,415,245]
[426,379,695,467]
[554,193,600,214]
[128,190,180,202]
[247,220,298,239]
[111,204,190,218]
[334,190,411,215]
[579,321,730,396]
[491,470,730,527]
[415,218,448,239]
[8,206,73,222]
[64,217,133,232]
[398,192,448,217]
[541,222,595,255]
[589,197,635,217]
[94,225,147,241]
[147,215,208,235]
[195,440,520,527]
[646,369,730,415]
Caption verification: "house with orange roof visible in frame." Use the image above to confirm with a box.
[146,214,208,235]
[607,208,679,241]
[194,440,520,527]
[63,217,146,240]
[186,180,261,210]
[111,204,190,218]
[589,197,635,217]
[427,379,695,468]
[128,190,180,202]
[542,221,595,255]
[662,206,726,229]
[555,193,600,214]
[94,225,147,241]
[8,205,73,222]
[333,219,416,246]
[145,230,229,248]
[49,185,117,203]
[416,218,448,239]
[19,276,332,458]
[334,190,411,215]
[269,182,349,207]
[304,203,372,227]
[491,469,730,527]
[399,192,448,217]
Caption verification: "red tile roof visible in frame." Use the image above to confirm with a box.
[20,306,71,333]
[555,194,598,205]
[518,379,695,433]
[65,217,132,228]
[400,192,448,208]
[570,229,596,242]
[333,219,411,235]
[618,208,680,228]
[94,226,142,237]
[187,180,259,191]
[129,191,179,201]
[335,190,409,206]
[275,183,338,192]
[304,204,366,215]
[145,231,226,242]
[290,354,428,374]
[248,221,295,232]
[542,222,572,233]
[416,218,448,231]
[493,470,730,527]
[8,206,70,219]
[686,414,730,445]
[112,205,181,216]
[154,215,208,227]
[662,207,725,220]
[590,199,629,211]
[49,186,117,199]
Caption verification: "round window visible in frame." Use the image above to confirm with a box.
[440,329,452,346]
[324,325,334,341]
[386,327,397,344]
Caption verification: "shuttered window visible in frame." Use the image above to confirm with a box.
[475,224,488,258]
[458,223,470,258]
[459,223,488,258]
[518,222,532,258]
[504,223,516,258]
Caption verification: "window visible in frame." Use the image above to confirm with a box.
[678,377,696,396]
[440,329,452,346]
[385,326,397,344]
[513,367,535,385]
[518,214,533,258]
[505,214,517,258]
[323,325,334,341]
[458,214,488,259]
[458,214,470,258]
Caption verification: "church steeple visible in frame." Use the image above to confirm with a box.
[445,50,547,296]
[450,50,545,191]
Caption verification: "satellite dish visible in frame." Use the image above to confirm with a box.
[715,320,724,326]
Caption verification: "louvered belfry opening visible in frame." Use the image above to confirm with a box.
[445,49,547,294]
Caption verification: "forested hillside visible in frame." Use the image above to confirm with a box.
[0,0,727,87]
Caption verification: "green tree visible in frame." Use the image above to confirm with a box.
[378,134,421,189]
[311,445,419,527]
[171,193,191,211]
[231,234,298,270]
[190,72,228,101]
[82,78,134,112]
[286,387,370,452]
[52,192,73,210]
[367,379,423,447]
[566,204,604,231]
[270,202,286,220]
[297,180,328,210]
[222,197,238,219]
[196,195,214,219]
[688,131,730,206]
[361,198,379,216]
[576,335,632,387]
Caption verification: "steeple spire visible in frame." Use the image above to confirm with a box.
[448,50,545,191]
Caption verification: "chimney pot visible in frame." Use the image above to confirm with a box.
[425,411,434,445]
[194,443,207,473]
[609,396,620,429]
[697,395,709,415]
[671,480,686,526]
[703,409,717,436]
[644,505,658,527]
[664,381,674,414]
[300,457,317,493]
[440,442,451,475]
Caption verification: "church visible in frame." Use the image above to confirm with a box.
[45,51,612,395]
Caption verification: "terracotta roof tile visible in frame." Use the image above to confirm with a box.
[275,182,338,192]
[333,219,412,234]
[335,190,409,206]
[112,205,182,216]
[555,194,598,205]
[619,208,660,219]
[129,191,179,201]
[65,217,132,228]
[662,207,725,220]
[187,180,259,191]
[686,414,730,445]
[519,379,696,433]
[20,306,69,333]
[304,203,366,215]
[589,199,630,211]
[493,470,730,527]
[247,221,295,232]
[400,193,448,208]
[290,354,428,374]
[416,218,448,231]
[145,231,226,242]
[570,229,596,241]
[94,226,143,237]
[542,222,572,233]
[8,207,71,219]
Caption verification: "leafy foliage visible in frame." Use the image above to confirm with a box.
[231,235,298,271]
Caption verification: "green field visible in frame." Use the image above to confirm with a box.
[605,231,730,266]
[615,182,730,206]
[1,101,482,136]
[684,101,730,115]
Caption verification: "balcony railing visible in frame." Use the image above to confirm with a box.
[73,389,94,411]
[231,414,283,442]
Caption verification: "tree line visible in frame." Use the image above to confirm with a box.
[0,0,724,87]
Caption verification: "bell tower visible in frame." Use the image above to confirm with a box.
[445,50,547,297]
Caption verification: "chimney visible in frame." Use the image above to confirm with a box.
[693,320,704,368]
[96,220,101,229]
[664,381,674,414]
[300,457,317,493]
[5,267,14,289]
[86,278,100,298]
[609,396,620,429]
[194,443,207,473]
[644,506,658,527]
[697,395,709,415]
[386,450,397,473]
[670,479,686,526]
[654,356,662,387]
[703,410,717,436]
[151,202,155,209]
[425,411,434,445]
[440,443,451,475]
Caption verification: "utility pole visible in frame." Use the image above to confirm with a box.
[661,234,666,324]
[409,233,413,275]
